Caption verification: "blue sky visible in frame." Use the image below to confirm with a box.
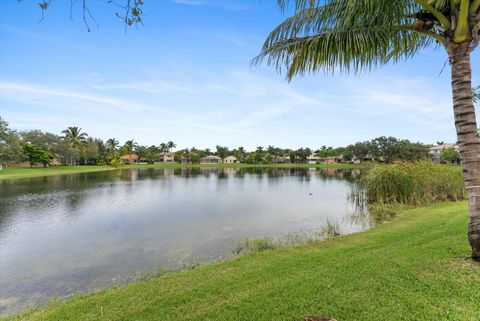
[0,0,478,150]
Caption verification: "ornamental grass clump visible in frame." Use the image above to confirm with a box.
[365,162,465,206]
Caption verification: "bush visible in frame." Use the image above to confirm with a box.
[364,162,465,205]
[110,157,124,168]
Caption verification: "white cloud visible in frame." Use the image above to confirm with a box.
[0,82,170,113]
[90,81,198,94]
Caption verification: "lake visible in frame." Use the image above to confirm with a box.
[0,167,368,314]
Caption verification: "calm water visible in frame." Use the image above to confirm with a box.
[0,167,368,314]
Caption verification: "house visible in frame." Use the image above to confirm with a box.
[180,156,190,164]
[430,143,459,163]
[121,154,139,165]
[323,156,343,164]
[271,155,291,164]
[307,154,320,164]
[223,156,239,164]
[158,152,175,163]
[200,155,223,164]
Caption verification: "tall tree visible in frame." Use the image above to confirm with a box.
[215,145,230,159]
[23,143,54,168]
[123,139,137,154]
[106,138,119,151]
[257,0,480,260]
[167,141,176,152]
[159,143,168,153]
[0,117,23,166]
[62,126,88,165]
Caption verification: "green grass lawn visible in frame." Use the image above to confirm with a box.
[6,202,479,321]
[0,163,362,180]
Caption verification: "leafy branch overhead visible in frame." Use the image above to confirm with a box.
[254,0,480,78]
[36,0,144,32]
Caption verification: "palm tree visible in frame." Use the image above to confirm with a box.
[256,0,480,260]
[124,139,137,153]
[167,141,176,152]
[62,126,88,166]
[159,143,168,153]
[106,138,119,151]
[474,85,480,103]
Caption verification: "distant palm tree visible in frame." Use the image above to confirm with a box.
[106,138,119,151]
[124,139,137,153]
[167,141,176,152]
[159,143,168,153]
[62,126,88,165]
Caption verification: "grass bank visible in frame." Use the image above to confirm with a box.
[6,201,479,321]
[0,163,362,180]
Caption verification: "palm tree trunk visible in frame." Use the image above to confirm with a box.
[450,42,480,261]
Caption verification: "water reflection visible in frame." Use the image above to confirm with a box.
[0,167,366,314]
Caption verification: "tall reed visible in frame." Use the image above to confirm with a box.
[364,162,465,205]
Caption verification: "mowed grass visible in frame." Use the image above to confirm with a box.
[0,163,361,180]
[6,202,479,321]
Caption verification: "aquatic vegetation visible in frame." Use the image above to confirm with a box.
[364,162,465,205]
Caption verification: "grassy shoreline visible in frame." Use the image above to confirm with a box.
[0,163,362,180]
[5,201,479,320]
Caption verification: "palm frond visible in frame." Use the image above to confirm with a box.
[257,0,435,79]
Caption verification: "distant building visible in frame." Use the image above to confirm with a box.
[430,144,459,163]
[121,154,139,165]
[271,155,291,164]
[323,156,343,164]
[180,156,190,164]
[200,155,223,164]
[223,156,239,164]
[307,154,320,164]
[158,152,175,163]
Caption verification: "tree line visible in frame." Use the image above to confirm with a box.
[1,117,445,167]
[0,117,177,167]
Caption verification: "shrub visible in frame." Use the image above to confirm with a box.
[110,157,124,168]
[364,162,465,205]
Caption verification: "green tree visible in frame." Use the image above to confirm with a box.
[0,117,23,166]
[215,145,230,159]
[371,136,402,163]
[23,143,54,167]
[167,141,176,152]
[255,146,265,163]
[123,139,137,154]
[159,143,168,153]
[62,126,88,165]
[104,138,120,164]
[293,147,311,163]
[233,147,247,162]
[257,0,480,259]
[397,140,431,161]
[440,147,461,164]
[145,145,159,164]
[345,142,372,162]
[83,137,100,165]
[106,138,119,151]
